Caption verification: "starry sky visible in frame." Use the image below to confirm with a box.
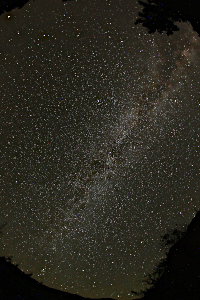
[0,0,199,299]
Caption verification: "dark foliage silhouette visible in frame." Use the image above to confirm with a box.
[0,256,116,300]
[131,211,200,300]
[1,0,200,37]
[160,226,187,248]
[135,0,200,36]
[0,223,114,300]
[0,0,75,16]
[0,0,32,15]
[135,0,184,35]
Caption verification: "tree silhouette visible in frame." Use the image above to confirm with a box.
[135,0,183,35]
[0,0,75,16]
[131,211,200,300]
[135,0,200,36]
[160,227,187,249]
[0,0,32,15]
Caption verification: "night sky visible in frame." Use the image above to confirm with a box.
[0,0,199,299]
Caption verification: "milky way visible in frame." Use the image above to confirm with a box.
[1,0,199,299]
